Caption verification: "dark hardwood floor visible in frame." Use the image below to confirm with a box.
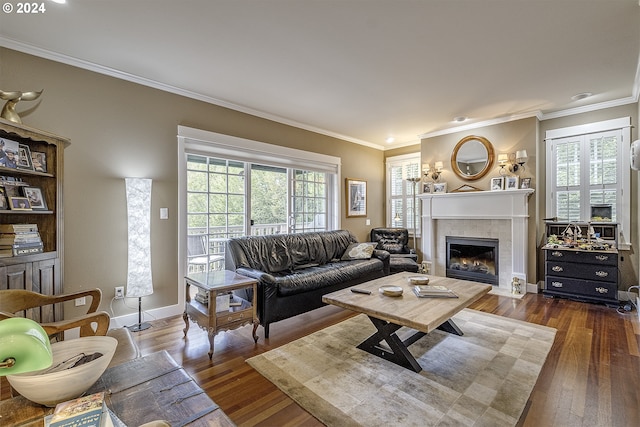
[129,293,640,427]
[3,293,638,426]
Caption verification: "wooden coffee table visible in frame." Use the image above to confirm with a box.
[322,272,491,372]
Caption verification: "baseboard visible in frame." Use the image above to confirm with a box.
[109,302,183,330]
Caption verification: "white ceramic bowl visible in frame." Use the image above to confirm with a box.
[7,336,117,407]
[407,275,430,285]
[379,285,403,297]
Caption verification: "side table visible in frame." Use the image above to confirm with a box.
[184,270,259,359]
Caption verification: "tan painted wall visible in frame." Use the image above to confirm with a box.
[0,48,385,318]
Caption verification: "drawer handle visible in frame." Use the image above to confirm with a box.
[595,271,608,278]
[551,281,563,288]
[595,255,609,261]
[552,251,563,257]
[228,313,244,321]
[552,266,564,272]
[595,287,609,294]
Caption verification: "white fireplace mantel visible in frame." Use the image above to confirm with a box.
[418,189,534,291]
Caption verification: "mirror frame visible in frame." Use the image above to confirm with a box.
[450,135,495,181]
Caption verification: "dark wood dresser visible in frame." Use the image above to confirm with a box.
[543,222,619,306]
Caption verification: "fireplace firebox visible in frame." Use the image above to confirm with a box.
[446,236,499,286]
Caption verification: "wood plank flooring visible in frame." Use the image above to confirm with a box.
[4,293,639,426]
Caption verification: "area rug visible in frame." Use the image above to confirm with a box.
[247,309,556,427]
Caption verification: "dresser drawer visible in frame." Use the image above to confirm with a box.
[545,249,617,266]
[216,308,252,327]
[545,261,617,283]
[545,276,617,301]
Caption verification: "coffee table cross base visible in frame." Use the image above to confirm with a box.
[357,315,464,373]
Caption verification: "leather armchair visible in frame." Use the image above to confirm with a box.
[370,227,420,273]
[0,289,110,339]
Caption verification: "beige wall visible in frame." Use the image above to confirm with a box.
[0,48,385,318]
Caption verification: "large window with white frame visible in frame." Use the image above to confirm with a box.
[545,117,631,248]
[179,127,341,273]
[386,153,421,234]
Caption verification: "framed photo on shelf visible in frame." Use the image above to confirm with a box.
[505,176,519,190]
[422,182,433,194]
[490,177,504,191]
[9,196,31,211]
[346,178,367,217]
[17,144,34,171]
[22,186,47,210]
[0,138,19,169]
[433,182,447,193]
[31,151,47,173]
[0,187,8,210]
[520,177,531,189]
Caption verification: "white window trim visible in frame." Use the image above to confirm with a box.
[386,152,422,236]
[545,117,631,249]
[177,126,342,309]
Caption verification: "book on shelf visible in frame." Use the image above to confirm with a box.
[46,391,114,427]
[413,284,458,298]
[0,241,44,257]
[0,231,42,245]
[0,223,39,233]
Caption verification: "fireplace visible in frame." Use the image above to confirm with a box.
[446,236,499,286]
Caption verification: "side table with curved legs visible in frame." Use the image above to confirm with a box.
[184,270,259,360]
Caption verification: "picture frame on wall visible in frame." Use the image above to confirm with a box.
[520,177,531,189]
[22,186,47,210]
[422,182,433,194]
[505,176,519,190]
[433,182,447,193]
[490,177,504,191]
[346,178,367,217]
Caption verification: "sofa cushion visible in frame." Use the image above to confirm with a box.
[341,242,377,260]
[274,258,385,296]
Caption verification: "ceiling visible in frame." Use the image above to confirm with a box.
[1,1,639,150]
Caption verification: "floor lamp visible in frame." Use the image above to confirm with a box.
[406,177,421,252]
[125,178,153,332]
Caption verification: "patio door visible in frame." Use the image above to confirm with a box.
[249,164,288,235]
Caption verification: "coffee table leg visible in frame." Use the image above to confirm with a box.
[437,319,463,336]
[357,316,424,373]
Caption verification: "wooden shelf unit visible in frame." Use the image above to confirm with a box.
[0,118,69,323]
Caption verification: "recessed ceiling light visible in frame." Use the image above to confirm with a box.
[571,92,593,101]
[453,116,468,123]
[49,0,66,4]
[385,137,395,144]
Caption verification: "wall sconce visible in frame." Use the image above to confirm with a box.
[125,177,153,332]
[498,150,527,175]
[423,161,444,181]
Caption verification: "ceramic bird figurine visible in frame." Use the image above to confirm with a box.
[0,89,43,124]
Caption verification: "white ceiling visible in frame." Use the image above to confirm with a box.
[1,0,639,150]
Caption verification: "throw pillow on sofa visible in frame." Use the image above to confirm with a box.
[341,242,378,260]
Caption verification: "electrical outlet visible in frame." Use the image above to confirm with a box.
[115,286,125,299]
[74,297,86,306]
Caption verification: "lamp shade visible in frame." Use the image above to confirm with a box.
[0,318,52,376]
[498,153,509,164]
[516,150,528,161]
[434,161,444,171]
[125,178,153,298]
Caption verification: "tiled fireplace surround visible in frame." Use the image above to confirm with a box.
[419,189,535,295]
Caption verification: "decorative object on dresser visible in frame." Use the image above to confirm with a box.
[0,89,43,124]
[543,222,619,306]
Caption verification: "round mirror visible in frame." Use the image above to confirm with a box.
[450,135,494,180]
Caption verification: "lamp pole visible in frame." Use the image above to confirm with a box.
[406,177,421,252]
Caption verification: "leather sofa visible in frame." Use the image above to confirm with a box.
[225,230,390,337]
[370,227,420,273]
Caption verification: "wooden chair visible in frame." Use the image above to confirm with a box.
[0,289,110,338]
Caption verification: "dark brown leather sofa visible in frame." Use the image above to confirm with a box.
[225,230,389,337]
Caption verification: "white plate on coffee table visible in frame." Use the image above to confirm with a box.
[379,285,403,297]
[407,275,430,285]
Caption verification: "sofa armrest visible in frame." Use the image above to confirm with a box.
[235,267,277,285]
[372,249,391,275]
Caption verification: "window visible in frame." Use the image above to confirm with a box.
[179,126,340,273]
[546,117,631,248]
[386,153,421,234]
